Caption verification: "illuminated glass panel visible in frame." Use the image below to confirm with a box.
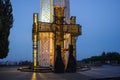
[40,0,53,22]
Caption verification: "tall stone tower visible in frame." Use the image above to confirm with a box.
[40,0,70,23]
[32,0,82,69]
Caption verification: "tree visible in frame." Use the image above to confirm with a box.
[0,0,13,59]
[106,52,120,61]
[101,52,106,63]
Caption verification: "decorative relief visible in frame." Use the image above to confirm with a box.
[39,33,50,67]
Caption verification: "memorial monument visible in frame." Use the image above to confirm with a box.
[32,0,82,72]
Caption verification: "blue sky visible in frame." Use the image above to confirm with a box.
[1,0,120,62]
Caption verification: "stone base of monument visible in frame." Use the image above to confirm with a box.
[17,66,53,73]
[17,66,91,73]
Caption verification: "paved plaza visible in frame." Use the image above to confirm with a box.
[0,67,91,80]
[78,65,120,79]
[0,65,120,80]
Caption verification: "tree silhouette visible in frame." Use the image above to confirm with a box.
[106,52,120,61]
[101,52,106,63]
[81,52,120,64]
[0,0,13,59]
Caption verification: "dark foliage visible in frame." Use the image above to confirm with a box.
[66,45,76,72]
[82,52,120,64]
[0,0,13,59]
[18,61,32,66]
[54,45,65,73]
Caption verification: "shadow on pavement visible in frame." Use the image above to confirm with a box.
[91,77,120,80]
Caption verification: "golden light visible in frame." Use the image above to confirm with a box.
[31,72,37,80]
[33,13,38,23]
[33,50,37,67]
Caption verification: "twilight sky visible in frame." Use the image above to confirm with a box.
[1,0,120,62]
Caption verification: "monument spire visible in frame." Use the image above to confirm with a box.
[40,0,70,23]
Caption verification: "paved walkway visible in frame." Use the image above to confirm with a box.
[1,65,120,80]
[0,67,92,80]
[78,65,120,79]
